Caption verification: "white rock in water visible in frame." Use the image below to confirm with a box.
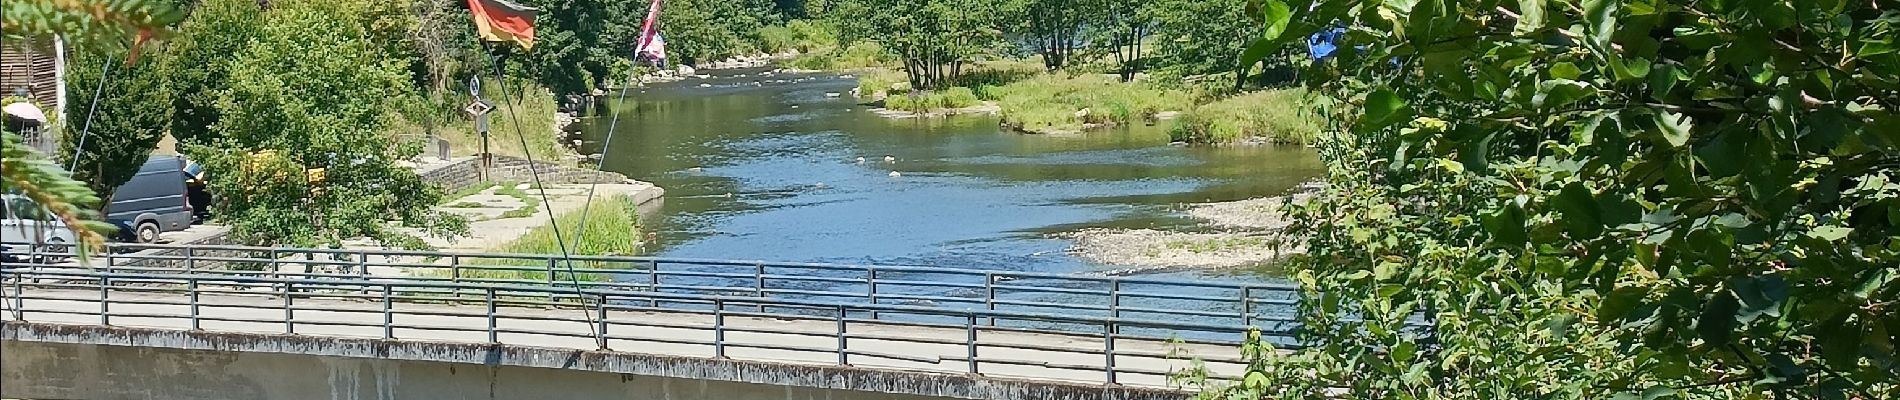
[826,92,841,97]
[888,171,902,178]
[884,155,897,163]
[840,74,856,79]
[676,65,697,76]
[699,83,712,88]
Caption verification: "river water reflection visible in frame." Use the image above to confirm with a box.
[575,67,1321,281]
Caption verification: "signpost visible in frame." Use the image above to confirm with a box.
[465,98,495,175]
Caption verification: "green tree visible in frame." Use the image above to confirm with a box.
[2,0,183,252]
[161,0,263,145]
[59,45,172,205]
[829,0,1000,89]
[1146,0,1254,78]
[1197,0,1900,398]
[1003,0,1087,71]
[1093,0,1150,81]
[659,0,775,66]
[189,0,464,249]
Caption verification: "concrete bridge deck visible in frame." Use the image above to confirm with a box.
[2,252,1264,400]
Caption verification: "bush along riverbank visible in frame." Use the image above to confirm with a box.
[992,74,1192,135]
[1169,88,1321,145]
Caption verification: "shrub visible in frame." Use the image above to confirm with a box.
[939,87,979,108]
[786,42,894,70]
[1169,88,1319,145]
[853,68,909,98]
[992,74,1190,134]
[756,25,798,54]
[881,87,982,113]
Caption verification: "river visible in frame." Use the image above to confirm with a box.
[575,67,1321,281]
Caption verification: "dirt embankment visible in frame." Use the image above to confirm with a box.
[1065,184,1320,274]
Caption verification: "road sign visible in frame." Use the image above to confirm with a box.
[463,100,495,117]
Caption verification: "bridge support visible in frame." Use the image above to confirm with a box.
[3,322,1188,400]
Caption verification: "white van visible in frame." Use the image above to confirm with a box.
[1,194,78,261]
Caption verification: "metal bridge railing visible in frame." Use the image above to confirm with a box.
[0,265,1253,387]
[25,243,1308,343]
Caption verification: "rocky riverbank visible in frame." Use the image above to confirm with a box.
[1065,182,1321,272]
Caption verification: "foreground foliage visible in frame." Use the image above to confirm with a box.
[1189,0,1900,398]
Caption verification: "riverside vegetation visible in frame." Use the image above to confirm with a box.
[448,194,647,283]
[1177,0,1900,399]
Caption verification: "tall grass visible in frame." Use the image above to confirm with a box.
[991,74,1191,134]
[854,68,910,97]
[396,81,564,159]
[884,87,981,112]
[757,20,839,54]
[439,195,646,283]
[1169,89,1321,145]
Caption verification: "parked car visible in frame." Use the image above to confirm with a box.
[1,194,76,262]
[105,155,195,243]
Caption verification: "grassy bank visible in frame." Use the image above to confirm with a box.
[1169,89,1321,145]
[990,74,1191,134]
[437,195,646,283]
[397,82,565,160]
[884,87,981,112]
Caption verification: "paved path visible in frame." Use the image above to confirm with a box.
[2,284,1246,388]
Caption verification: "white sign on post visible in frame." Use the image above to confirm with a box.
[464,100,495,118]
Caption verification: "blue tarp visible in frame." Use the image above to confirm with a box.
[1307,26,1348,60]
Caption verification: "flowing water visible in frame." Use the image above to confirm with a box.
[575,67,1321,281]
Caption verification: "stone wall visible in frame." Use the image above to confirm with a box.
[416,155,631,195]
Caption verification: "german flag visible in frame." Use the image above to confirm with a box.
[466,0,538,49]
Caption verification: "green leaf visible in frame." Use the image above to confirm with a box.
[1549,62,1582,80]
[1855,269,1894,300]
[1460,130,1494,173]
[1514,0,1546,35]
[1808,226,1853,241]
[1653,111,1693,147]
[1484,203,1529,246]
[1259,0,1292,42]
[1731,275,1787,323]
[1361,88,1414,131]
[1242,370,1269,388]
[1581,0,1618,53]
[1641,385,1675,400]
[1533,79,1591,110]
[1598,286,1649,323]
[1695,291,1739,344]
[1819,314,1862,371]
[1237,0,1295,71]
[1555,182,1603,238]
[1392,341,1416,362]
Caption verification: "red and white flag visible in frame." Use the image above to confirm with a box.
[635,0,666,64]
